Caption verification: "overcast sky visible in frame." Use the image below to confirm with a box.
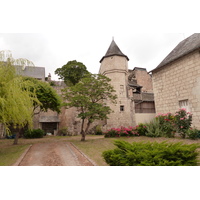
[0,32,194,80]
[0,0,199,80]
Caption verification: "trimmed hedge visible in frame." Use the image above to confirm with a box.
[24,129,45,139]
[102,140,200,166]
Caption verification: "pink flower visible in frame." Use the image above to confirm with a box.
[180,118,184,120]
[180,108,186,111]
[164,119,170,121]
[180,126,183,128]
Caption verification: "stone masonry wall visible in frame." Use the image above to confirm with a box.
[134,68,153,92]
[152,50,200,129]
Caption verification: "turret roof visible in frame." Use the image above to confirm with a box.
[100,39,129,63]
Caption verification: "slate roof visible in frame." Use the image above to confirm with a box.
[15,65,45,80]
[151,33,200,72]
[100,39,129,63]
[128,81,142,88]
[39,116,60,123]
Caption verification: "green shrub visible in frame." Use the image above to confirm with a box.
[95,125,103,135]
[24,129,45,138]
[59,127,70,136]
[134,123,147,136]
[186,128,200,140]
[145,119,162,137]
[49,81,56,86]
[102,140,200,166]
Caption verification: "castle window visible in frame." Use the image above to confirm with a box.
[179,99,189,112]
[120,105,124,111]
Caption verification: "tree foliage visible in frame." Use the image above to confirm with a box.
[23,77,62,114]
[55,60,90,86]
[0,52,38,144]
[62,74,117,141]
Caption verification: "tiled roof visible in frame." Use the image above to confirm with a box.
[100,39,129,63]
[151,33,200,72]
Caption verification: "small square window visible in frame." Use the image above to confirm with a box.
[120,105,124,111]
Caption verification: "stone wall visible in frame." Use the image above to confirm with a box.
[133,67,153,92]
[152,50,200,129]
[135,113,156,124]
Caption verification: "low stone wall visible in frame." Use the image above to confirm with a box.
[135,113,156,125]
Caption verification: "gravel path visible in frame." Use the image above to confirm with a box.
[18,141,95,166]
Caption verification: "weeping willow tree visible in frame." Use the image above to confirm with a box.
[0,50,39,144]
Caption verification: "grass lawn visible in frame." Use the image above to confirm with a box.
[72,136,200,166]
[1,135,200,166]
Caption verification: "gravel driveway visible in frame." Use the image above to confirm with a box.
[17,141,95,166]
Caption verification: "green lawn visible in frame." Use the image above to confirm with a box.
[71,135,200,166]
[0,143,29,166]
[1,135,200,166]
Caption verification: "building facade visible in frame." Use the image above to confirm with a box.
[99,39,155,129]
[0,39,156,138]
[151,33,200,129]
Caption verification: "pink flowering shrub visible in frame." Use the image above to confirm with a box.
[104,126,139,138]
[145,109,193,138]
[174,108,192,138]
[155,112,176,138]
[104,109,193,139]
[134,123,147,136]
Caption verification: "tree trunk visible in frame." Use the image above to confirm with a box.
[85,121,91,135]
[81,121,91,141]
[81,130,85,141]
[13,128,20,145]
[80,118,85,141]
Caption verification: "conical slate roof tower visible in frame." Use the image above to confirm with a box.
[99,39,135,129]
[100,39,129,63]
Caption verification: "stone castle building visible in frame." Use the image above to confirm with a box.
[0,39,156,137]
[151,33,200,129]
[99,39,136,129]
[99,39,155,130]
